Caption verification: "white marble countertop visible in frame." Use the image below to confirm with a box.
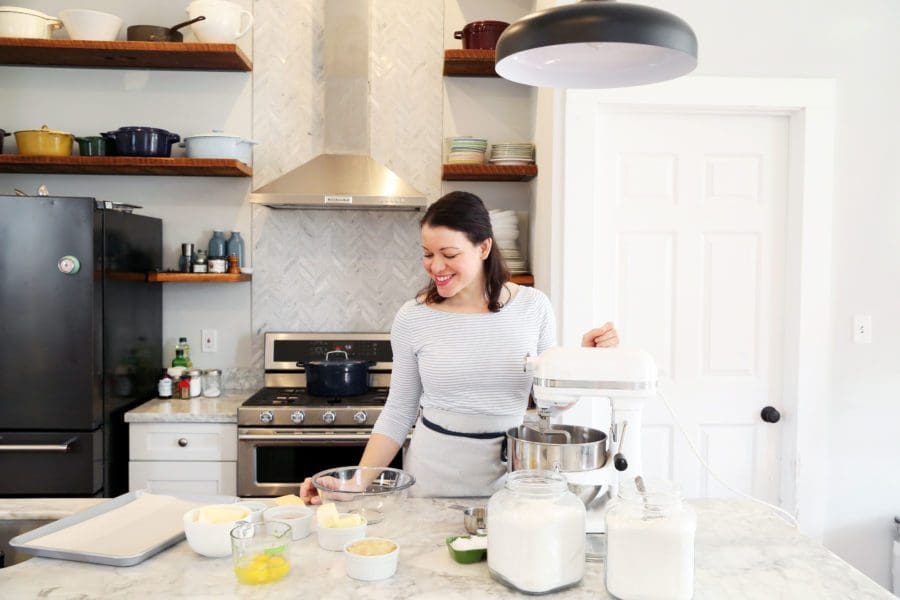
[0,497,892,599]
[124,393,251,423]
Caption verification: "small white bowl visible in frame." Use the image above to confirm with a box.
[344,537,399,581]
[183,504,251,558]
[263,505,313,541]
[58,9,122,41]
[233,500,267,523]
[317,514,367,551]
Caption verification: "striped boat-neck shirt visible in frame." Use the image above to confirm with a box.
[372,285,556,444]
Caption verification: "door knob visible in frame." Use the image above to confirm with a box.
[761,406,781,423]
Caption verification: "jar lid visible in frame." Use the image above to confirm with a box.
[204,368,222,375]
[186,369,202,376]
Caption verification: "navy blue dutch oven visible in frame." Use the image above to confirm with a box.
[300,351,373,397]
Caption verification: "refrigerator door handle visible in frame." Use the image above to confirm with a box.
[0,437,76,452]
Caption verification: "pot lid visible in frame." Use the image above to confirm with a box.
[15,124,72,136]
[0,6,57,20]
[184,129,244,141]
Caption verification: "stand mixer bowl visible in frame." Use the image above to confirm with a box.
[505,424,609,506]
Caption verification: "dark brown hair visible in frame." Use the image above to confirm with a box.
[418,191,510,312]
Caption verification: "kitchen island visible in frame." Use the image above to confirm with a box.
[0,497,891,599]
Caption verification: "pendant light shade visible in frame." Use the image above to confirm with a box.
[495,0,698,89]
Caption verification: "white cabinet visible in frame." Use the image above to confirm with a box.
[129,423,237,496]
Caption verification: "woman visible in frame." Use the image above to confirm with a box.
[301,191,618,501]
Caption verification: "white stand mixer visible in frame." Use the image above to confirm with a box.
[524,347,658,537]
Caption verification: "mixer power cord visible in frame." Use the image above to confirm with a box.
[657,391,799,528]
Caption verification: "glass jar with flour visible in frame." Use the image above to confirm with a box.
[487,470,585,594]
[605,478,696,600]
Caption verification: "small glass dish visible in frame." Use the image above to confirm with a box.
[230,521,292,585]
[446,535,487,564]
[311,466,415,525]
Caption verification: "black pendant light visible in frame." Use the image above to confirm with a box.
[495,0,698,89]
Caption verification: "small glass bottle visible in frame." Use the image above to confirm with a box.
[177,375,191,399]
[202,369,222,398]
[177,336,193,368]
[487,470,585,594]
[208,230,227,259]
[605,478,697,600]
[157,369,172,399]
[226,231,245,268]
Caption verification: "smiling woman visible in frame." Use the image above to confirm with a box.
[299,191,619,502]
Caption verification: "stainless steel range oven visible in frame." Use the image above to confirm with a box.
[238,333,407,497]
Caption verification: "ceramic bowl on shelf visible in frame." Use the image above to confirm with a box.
[59,9,123,41]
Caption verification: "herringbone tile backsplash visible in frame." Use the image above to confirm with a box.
[251,206,425,368]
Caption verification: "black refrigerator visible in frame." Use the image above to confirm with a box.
[0,195,162,497]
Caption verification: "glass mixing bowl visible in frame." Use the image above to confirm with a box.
[311,466,415,525]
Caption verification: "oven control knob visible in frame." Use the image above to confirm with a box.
[322,410,336,425]
[353,411,368,424]
[259,410,274,424]
[290,410,305,424]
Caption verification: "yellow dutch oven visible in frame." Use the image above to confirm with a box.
[15,125,74,157]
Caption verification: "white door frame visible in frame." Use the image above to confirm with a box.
[556,76,835,540]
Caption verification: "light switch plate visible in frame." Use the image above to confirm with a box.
[201,329,218,353]
[853,315,872,344]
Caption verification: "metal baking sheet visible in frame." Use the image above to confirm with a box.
[9,489,237,567]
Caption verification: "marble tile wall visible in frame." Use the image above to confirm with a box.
[250,0,443,369]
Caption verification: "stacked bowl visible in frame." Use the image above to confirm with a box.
[489,142,535,166]
[490,210,526,274]
[446,136,487,165]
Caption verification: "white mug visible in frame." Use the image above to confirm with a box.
[186,0,253,43]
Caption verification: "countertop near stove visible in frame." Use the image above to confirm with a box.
[0,498,892,599]
[124,393,250,424]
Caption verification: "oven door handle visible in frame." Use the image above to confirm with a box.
[0,437,76,452]
[239,433,372,442]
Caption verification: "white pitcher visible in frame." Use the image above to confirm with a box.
[186,0,252,43]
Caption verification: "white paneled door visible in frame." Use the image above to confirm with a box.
[563,104,789,504]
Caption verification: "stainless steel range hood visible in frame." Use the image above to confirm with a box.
[250,0,427,211]
[250,154,426,211]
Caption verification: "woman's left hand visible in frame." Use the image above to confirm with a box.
[581,322,619,348]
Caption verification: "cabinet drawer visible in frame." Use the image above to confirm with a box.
[129,461,236,496]
[129,423,236,461]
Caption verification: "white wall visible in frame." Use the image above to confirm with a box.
[538,0,900,588]
[1,1,253,373]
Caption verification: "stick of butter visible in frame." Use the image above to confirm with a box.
[273,494,306,506]
[317,503,339,528]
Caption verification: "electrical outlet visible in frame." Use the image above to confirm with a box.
[201,329,218,353]
[853,315,872,344]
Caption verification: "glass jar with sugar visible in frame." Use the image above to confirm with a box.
[487,470,585,594]
[605,478,696,600]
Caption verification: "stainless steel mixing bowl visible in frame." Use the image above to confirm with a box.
[505,424,609,506]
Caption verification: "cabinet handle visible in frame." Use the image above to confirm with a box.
[177,438,189,447]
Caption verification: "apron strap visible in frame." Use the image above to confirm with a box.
[420,415,506,440]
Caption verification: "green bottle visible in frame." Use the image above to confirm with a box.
[171,348,189,368]
[177,336,193,368]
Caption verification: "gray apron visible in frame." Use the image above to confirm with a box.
[404,407,523,498]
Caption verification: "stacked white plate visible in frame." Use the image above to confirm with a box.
[447,136,488,164]
[490,209,527,274]
[489,143,534,166]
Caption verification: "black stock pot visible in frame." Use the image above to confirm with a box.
[300,351,373,397]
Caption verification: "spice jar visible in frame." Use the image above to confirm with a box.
[202,368,222,398]
[186,369,202,397]
[487,470,585,594]
[605,478,696,600]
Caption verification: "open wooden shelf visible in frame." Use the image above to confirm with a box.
[442,163,537,182]
[0,155,252,177]
[147,272,251,283]
[0,38,251,71]
[444,49,498,77]
[510,274,534,286]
